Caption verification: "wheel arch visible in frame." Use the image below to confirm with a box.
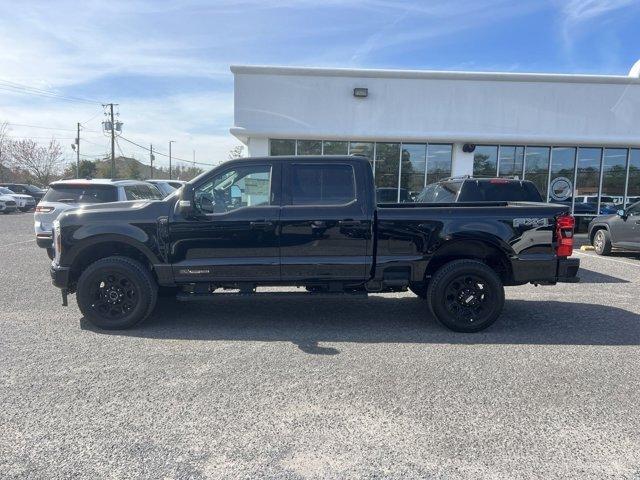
[589,223,610,244]
[423,239,513,284]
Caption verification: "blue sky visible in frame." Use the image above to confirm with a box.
[0,0,639,168]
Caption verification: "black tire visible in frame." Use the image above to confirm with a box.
[77,256,158,330]
[593,229,612,256]
[409,284,428,299]
[427,259,505,333]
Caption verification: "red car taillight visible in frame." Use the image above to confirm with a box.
[35,205,54,213]
[555,214,575,257]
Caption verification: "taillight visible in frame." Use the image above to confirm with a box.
[35,206,54,213]
[555,214,575,257]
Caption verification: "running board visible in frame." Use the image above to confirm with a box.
[176,291,369,302]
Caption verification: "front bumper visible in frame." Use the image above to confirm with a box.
[50,263,70,290]
[36,233,53,249]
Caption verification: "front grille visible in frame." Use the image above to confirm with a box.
[5,201,16,206]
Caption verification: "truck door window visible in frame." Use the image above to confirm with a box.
[290,164,355,205]
[194,165,272,214]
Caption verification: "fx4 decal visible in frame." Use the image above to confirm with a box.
[513,217,549,228]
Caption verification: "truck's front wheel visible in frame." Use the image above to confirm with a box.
[427,260,504,333]
[76,256,158,330]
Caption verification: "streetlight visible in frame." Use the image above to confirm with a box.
[168,140,175,180]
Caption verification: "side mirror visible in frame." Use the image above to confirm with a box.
[176,184,195,217]
[617,209,626,218]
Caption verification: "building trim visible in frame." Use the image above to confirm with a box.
[231,65,640,85]
[230,127,640,148]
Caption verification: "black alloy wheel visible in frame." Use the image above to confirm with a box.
[427,259,504,332]
[77,256,157,329]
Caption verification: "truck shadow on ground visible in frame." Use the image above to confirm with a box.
[82,295,640,354]
[577,268,630,283]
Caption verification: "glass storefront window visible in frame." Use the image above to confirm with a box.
[473,145,498,177]
[400,144,426,202]
[270,139,295,156]
[427,144,453,185]
[626,149,640,208]
[322,140,348,155]
[601,148,628,210]
[349,142,375,169]
[296,140,322,155]
[524,147,550,198]
[548,147,576,203]
[375,143,400,189]
[574,148,602,216]
[498,146,524,178]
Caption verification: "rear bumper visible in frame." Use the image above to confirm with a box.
[510,255,580,284]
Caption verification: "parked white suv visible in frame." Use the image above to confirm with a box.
[35,179,163,257]
[0,186,36,211]
[0,193,18,214]
[146,179,186,197]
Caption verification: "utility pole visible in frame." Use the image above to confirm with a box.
[169,140,175,180]
[150,144,154,178]
[109,104,115,178]
[76,122,80,177]
[102,103,119,178]
[193,150,196,169]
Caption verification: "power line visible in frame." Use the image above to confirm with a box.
[0,78,102,105]
[119,135,214,166]
[4,122,101,134]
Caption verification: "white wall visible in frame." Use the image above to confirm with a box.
[232,66,640,147]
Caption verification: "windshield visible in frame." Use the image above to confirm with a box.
[42,184,118,204]
[458,180,543,202]
[0,187,15,194]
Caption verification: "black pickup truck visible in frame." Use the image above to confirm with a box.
[50,156,579,332]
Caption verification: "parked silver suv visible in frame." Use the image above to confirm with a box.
[35,179,163,257]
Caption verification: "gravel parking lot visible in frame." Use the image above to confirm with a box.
[1,212,639,479]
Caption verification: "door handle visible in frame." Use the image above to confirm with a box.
[339,220,362,227]
[250,220,274,229]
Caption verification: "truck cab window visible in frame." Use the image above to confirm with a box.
[290,164,355,205]
[195,165,272,214]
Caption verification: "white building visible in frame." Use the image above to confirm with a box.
[231,63,640,214]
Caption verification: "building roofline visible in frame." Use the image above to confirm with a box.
[230,64,640,85]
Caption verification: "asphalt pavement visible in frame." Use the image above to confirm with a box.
[1,212,639,479]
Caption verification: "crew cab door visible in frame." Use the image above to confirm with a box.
[280,161,372,281]
[169,161,281,282]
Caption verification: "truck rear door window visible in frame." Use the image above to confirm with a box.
[290,164,355,205]
[42,184,118,203]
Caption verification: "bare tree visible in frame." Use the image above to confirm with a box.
[9,137,64,186]
[0,121,8,181]
[228,144,244,160]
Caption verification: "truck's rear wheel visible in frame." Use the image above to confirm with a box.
[76,256,158,330]
[427,259,504,333]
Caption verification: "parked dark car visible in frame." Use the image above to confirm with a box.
[0,183,46,203]
[416,177,543,203]
[50,156,579,333]
[376,187,410,203]
[588,201,640,255]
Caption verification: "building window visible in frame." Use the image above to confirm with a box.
[524,146,550,198]
[426,144,452,185]
[270,139,295,156]
[548,147,576,203]
[296,140,322,155]
[574,148,602,215]
[498,146,524,178]
[473,145,498,177]
[626,149,640,207]
[400,144,426,202]
[349,142,375,169]
[601,148,628,210]
[322,140,348,155]
[375,143,401,189]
